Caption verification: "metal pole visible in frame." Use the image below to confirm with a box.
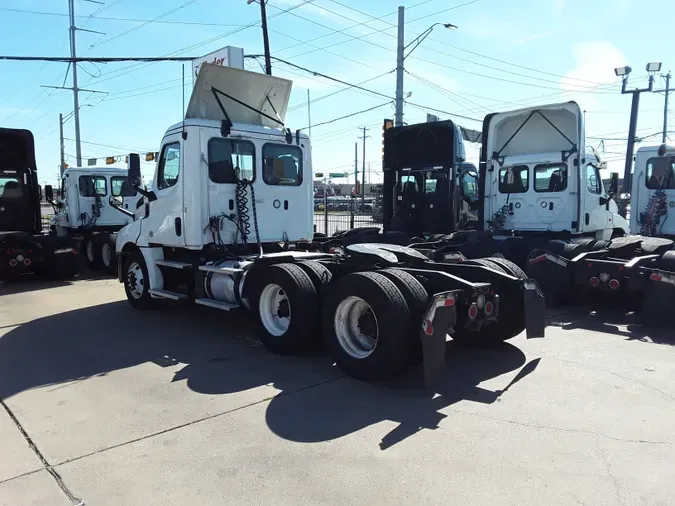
[623,91,641,194]
[323,193,328,236]
[68,0,82,167]
[352,141,357,229]
[394,6,405,127]
[259,0,272,75]
[663,72,671,144]
[361,127,367,211]
[307,89,312,137]
[59,113,65,176]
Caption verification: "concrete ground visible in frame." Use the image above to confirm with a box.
[1,276,674,506]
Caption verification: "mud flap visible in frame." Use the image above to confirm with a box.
[522,278,545,339]
[420,290,460,388]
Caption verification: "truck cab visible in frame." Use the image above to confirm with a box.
[480,101,628,239]
[630,144,675,237]
[117,63,313,282]
[52,166,137,234]
[0,128,42,235]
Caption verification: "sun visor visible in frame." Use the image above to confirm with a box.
[186,63,293,127]
[484,102,583,161]
[0,128,37,171]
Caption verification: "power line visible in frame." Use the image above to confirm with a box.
[0,6,247,27]
[305,101,393,130]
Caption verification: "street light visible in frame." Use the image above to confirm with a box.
[614,66,632,77]
[395,6,457,126]
[616,61,661,197]
[403,22,457,60]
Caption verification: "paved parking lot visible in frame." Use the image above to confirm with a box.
[1,276,674,505]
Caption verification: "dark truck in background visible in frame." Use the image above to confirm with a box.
[0,127,81,281]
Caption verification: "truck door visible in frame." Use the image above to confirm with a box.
[108,175,136,227]
[638,156,675,235]
[529,162,576,230]
[581,163,612,236]
[490,164,529,230]
[143,138,185,247]
[76,174,107,228]
[253,140,313,242]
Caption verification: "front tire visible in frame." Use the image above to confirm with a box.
[123,250,156,310]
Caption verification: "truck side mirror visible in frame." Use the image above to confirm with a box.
[45,184,54,202]
[127,153,142,188]
[608,172,619,197]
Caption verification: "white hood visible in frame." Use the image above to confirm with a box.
[484,101,583,161]
[186,63,293,128]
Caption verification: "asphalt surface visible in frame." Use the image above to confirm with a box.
[1,275,674,505]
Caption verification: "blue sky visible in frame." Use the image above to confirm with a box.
[1,0,673,186]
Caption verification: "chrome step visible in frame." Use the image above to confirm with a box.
[198,265,244,274]
[195,298,239,310]
[149,289,187,301]
[156,260,192,269]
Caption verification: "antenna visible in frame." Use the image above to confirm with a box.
[181,63,187,140]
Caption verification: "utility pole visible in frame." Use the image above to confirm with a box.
[616,65,657,195]
[307,89,312,137]
[248,0,272,75]
[352,141,358,229]
[394,6,405,127]
[68,0,82,167]
[653,72,672,143]
[361,127,370,209]
[59,113,66,176]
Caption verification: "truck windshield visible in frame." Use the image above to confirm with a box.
[0,174,24,199]
[646,157,675,190]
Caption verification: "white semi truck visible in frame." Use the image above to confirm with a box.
[112,63,545,385]
[49,166,138,273]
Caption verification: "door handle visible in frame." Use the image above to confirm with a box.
[508,202,514,214]
[585,213,590,225]
[174,217,182,237]
[549,202,554,210]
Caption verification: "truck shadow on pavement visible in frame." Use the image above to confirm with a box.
[0,270,114,296]
[550,308,675,346]
[0,300,533,450]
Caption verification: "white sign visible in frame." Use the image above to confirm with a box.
[192,46,245,86]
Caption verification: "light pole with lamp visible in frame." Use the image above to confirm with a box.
[394,6,456,126]
[614,62,661,196]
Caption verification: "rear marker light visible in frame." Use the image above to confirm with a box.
[23,258,32,266]
[476,294,486,308]
[608,279,620,290]
[9,259,18,267]
[468,304,478,319]
[589,277,600,287]
[484,301,494,316]
[650,273,663,282]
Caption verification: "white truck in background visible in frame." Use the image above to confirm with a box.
[49,166,138,273]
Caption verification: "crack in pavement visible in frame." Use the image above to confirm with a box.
[0,400,84,505]
[595,435,626,506]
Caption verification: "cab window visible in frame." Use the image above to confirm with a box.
[646,157,675,190]
[156,142,181,190]
[79,175,107,197]
[262,144,303,186]
[498,165,529,193]
[586,164,601,194]
[0,174,24,199]
[208,139,255,183]
[534,163,567,192]
[111,176,137,197]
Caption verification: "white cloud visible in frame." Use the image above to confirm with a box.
[552,0,565,14]
[561,41,627,92]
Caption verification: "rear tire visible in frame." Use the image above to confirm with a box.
[322,271,411,381]
[296,261,332,297]
[252,263,320,355]
[378,268,429,364]
[123,250,156,310]
[84,236,104,270]
[101,235,117,275]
